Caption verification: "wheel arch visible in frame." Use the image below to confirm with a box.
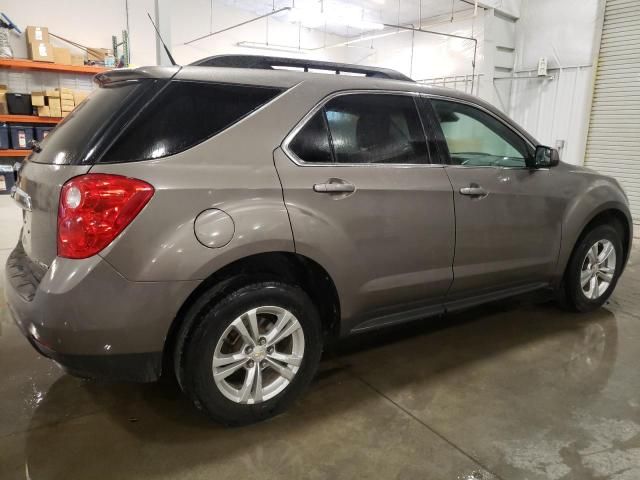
[557,202,633,282]
[163,251,341,381]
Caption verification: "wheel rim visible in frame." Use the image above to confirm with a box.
[580,239,617,300]
[212,306,305,404]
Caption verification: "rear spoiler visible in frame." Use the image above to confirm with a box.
[190,54,414,82]
[94,66,181,86]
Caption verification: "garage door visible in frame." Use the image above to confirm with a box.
[585,0,640,224]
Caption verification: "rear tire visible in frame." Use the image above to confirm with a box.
[180,281,322,426]
[557,223,624,312]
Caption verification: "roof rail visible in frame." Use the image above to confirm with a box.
[190,54,413,82]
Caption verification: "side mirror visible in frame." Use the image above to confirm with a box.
[530,145,560,168]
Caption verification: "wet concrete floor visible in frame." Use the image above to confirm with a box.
[1,196,639,479]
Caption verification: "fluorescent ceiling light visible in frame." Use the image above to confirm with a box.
[287,5,384,31]
[237,41,310,54]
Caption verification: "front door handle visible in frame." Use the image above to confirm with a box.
[459,184,487,197]
[313,180,356,194]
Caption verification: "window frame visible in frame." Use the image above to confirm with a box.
[282,90,437,167]
[424,94,537,170]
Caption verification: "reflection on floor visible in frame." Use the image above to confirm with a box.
[0,195,638,480]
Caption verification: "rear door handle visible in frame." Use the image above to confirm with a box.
[459,185,487,197]
[313,181,356,193]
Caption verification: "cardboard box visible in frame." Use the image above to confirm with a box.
[70,54,85,66]
[26,26,49,44]
[45,89,60,98]
[61,100,75,109]
[73,91,89,104]
[62,106,74,113]
[37,105,51,117]
[60,88,73,94]
[31,91,46,107]
[60,93,74,101]
[48,98,61,109]
[0,84,7,115]
[87,48,108,62]
[53,47,72,65]
[28,42,54,62]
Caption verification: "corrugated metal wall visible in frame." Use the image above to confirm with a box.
[585,0,640,224]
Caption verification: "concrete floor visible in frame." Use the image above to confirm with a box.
[0,194,639,480]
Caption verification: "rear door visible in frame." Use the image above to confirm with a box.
[274,91,455,333]
[425,96,563,297]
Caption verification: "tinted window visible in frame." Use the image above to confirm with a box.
[431,99,530,168]
[324,94,429,164]
[102,81,283,163]
[288,110,333,163]
[30,82,142,165]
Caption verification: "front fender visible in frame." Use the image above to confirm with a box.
[555,177,632,280]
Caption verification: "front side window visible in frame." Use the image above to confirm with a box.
[431,99,531,168]
[288,93,429,165]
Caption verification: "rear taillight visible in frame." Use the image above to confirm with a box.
[57,174,154,259]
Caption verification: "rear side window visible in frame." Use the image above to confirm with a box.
[288,93,429,164]
[102,81,283,163]
[30,82,142,165]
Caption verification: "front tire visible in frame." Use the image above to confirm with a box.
[558,223,624,312]
[181,281,322,426]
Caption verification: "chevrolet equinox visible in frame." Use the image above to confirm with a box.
[5,55,632,425]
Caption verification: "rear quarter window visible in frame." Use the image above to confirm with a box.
[101,81,283,163]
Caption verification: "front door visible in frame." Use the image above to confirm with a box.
[274,92,455,333]
[427,97,563,297]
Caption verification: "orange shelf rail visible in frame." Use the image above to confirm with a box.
[0,149,30,157]
[0,58,108,75]
[0,115,62,124]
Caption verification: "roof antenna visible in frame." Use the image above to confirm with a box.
[147,12,177,66]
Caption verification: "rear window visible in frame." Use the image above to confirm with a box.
[30,82,142,165]
[101,81,284,163]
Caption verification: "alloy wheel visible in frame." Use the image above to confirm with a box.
[212,306,305,404]
[580,239,616,300]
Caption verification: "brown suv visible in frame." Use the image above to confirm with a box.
[5,55,632,425]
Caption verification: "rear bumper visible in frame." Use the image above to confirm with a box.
[5,243,198,382]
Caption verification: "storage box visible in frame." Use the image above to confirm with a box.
[45,89,60,98]
[26,26,49,44]
[31,91,46,107]
[9,125,35,150]
[28,42,54,62]
[53,47,72,65]
[48,98,61,109]
[34,126,53,142]
[0,85,7,115]
[37,105,51,117]
[74,91,89,104]
[60,93,74,101]
[0,164,16,194]
[61,100,75,108]
[6,93,32,115]
[0,123,9,149]
[70,54,84,66]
